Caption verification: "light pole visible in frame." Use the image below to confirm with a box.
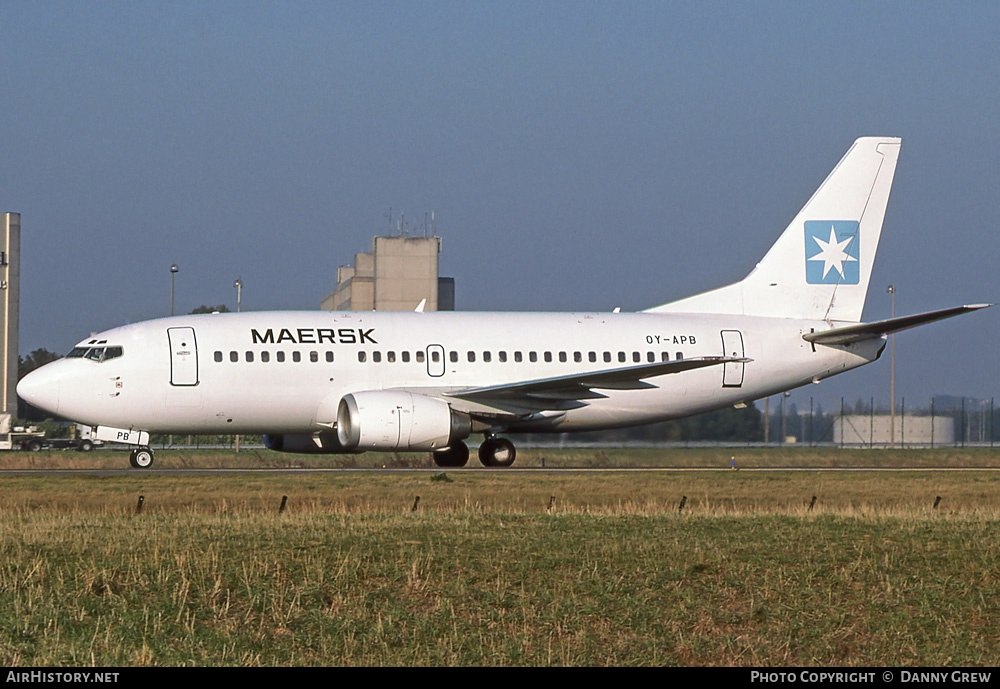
[168,263,179,448]
[764,396,770,444]
[780,392,790,443]
[887,284,896,448]
[170,263,179,316]
[233,278,242,452]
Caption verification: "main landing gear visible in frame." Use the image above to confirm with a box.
[432,441,470,468]
[431,435,518,468]
[129,446,155,469]
[478,436,516,467]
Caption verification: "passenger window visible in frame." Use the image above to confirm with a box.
[214,351,223,363]
[402,351,410,363]
[603,352,612,363]
[326,351,334,362]
[277,351,286,363]
[544,352,552,363]
[632,352,640,363]
[448,351,457,363]
[262,351,271,363]
[558,352,567,363]
[529,351,537,363]
[358,351,366,363]
[662,352,669,361]
[432,351,440,363]
[589,352,597,363]
[417,351,426,363]
[310,351,318,363]
[676,352,683,360]
[246,351,255,363]
[618,352,626,363]
[230,351,238,363]
[499,351,507,363]
[293,351,302,363]
[387,351,396,363]
[574,352,582,363]
[483,351,492,363]
[467,351,476,363]
[372,351,381,363]
[514,351,523,362]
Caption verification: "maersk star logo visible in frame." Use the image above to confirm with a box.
[804,220,860,284]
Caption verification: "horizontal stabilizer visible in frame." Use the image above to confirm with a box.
[803,304,992,345]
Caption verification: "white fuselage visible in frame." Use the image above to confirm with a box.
[19,310,884,435]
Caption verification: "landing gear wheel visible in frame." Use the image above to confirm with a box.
[26,439,42,452]
[129,447,154,469]
[433,441,470,468]
[478,437,516,468]
[78,440,93,452]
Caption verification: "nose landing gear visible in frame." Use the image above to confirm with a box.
[129,446,155,469]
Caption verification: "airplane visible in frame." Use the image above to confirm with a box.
[16,136,990,469]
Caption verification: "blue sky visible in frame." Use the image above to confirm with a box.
[2,1,997,411]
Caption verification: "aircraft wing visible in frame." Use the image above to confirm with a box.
[444,356,749,412]
[803,304,992,345]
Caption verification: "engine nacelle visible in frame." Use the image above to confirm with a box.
[262,432,361,454]
[337,391,471,451]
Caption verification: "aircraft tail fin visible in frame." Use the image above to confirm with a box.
[646,137,902,322]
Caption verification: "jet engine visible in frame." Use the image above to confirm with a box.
[337,391,471,451]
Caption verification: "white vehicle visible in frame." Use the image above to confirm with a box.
[17,137,989,468]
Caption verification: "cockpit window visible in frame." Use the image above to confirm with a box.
[68,346,124,362]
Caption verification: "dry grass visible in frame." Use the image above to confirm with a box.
[0,469,997,518]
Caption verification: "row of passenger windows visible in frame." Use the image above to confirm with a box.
[214,350,333,363]
[213,349,686,364]
[362,350,685,364]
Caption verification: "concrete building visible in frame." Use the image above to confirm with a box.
[321,235,454,312]
[834,414,955,446]
[0,213,18,415]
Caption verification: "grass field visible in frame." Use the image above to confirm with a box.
[0,448,998,666]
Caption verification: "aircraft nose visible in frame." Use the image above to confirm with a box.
[17,364,61,415]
